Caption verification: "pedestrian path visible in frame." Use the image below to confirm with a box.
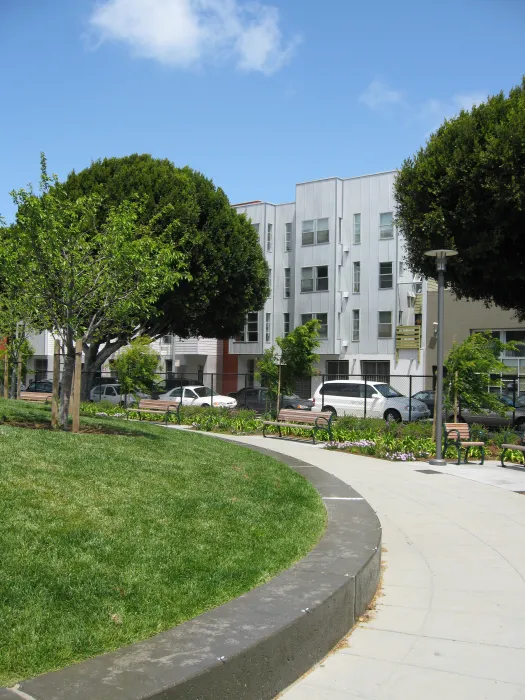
[217,435,525,700]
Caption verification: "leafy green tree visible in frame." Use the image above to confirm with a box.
[444,332,516,421]
[3,156,185,428]
[63,155,269,396]
[113,337,160,401]
[256,320,321,409]
[395,78,525,318]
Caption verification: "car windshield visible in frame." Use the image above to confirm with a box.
[194,386,213,397]
[374,384,402,398]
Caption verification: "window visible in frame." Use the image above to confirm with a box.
[162,335,171,344]
[284,268,291,298]
[505,330,525,357]
[352,309,360,342]
[361,360,390,382]
[379,262,393,289]
[301,266,329,293]
[265,313,271,343]
[353,261,361,293]
[317,218,329,244]
[326,360,349,380]
[35,358,48,380]
[353,213,361,244]
[302,220,314,246]
[378,311,393,338]
[283,313,290,336]
[267,223,272,251]
[235,312,259,342]
[285,223,292,251]
[268,268,272,294]
[301,218,329,246]
[398,310,403,325]
[379,212,394,239]
[399,261,404,276]
[301,313,328,339]
[407,294,415,308]
[252,223,260,235]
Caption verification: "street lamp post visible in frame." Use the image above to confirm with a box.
[424,249,458,467]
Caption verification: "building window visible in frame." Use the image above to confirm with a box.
[301,313,328,339]
[399,310,403,325]
[505,330,525,357]
[326,360,349,380]
[162,335,171,344]
[268,268,272,294]
[353,261,361,293]
[267,223,272,252]
[352,309,360,342]
[284,267,291,298]
[407,294,415,308]
[265,313,271,343]
[353,213,361,244]
[379,212,394,239]
[285,223,292,251]
[399,261,404,276]
[301,218,329,246]
[361,360,390,381]
[252,223,260,235]
[378,311,393,338]
[283,313,290,336]
[235,312,259,342]
[35,358,48,380]
[301,265,328,293]
[379,262,393,289]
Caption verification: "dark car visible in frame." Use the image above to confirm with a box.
[412,389,525,429]
[229,387,313,412]
[26,380,54,393]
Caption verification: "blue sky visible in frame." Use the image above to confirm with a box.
[1,0,523,221]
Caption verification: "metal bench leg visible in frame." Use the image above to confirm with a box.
[480,446,484,466]
[312,427,316,445]
[464,446,470,464]
[456,445,461,465]
[263,425,267,438]
[501,448,507,468]
[278,425,282,438]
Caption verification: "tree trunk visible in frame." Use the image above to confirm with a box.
[81,339,127,401]
[59,339,75,429]
[453,371,459,422]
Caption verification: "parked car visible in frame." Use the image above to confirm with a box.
[150,378,195,399]
[26,380,56,393]
[229,387,313,412]
[312,380,430,421]
[158,385,237,409]
[412,389,525,429]
[89,384,148,406]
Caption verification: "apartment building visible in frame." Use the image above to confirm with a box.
[230,171,426,386]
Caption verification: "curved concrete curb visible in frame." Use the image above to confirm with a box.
[2,442,381,700]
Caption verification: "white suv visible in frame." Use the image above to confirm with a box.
[311,380,430,422]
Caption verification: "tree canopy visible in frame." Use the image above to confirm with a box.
[113,337,160,397]
[395,77,525,318]
[64,154,269,340]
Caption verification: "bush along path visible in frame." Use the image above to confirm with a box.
[78,401,525,465]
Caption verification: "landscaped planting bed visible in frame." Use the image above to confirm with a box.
[0,399,325,685]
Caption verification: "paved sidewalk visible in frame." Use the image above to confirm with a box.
[216,435,525,700]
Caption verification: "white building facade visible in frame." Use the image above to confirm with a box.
[232,171,426,387]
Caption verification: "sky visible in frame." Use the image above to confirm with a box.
[0,0,523,221]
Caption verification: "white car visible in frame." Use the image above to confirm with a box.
[90,383,147,406]
[158,385,237,409]
[311,379,430,422]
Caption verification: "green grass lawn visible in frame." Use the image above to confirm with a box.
[0,399,325,685]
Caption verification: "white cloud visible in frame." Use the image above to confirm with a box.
[358,80,406,111]
[89,0,299,74]
[420,92,487,133]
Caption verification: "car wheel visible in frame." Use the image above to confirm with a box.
[384,409,402,423]
[285,405,295,409]
[515,418,525,431]
[323,406,337,417]
[201,403,210,408]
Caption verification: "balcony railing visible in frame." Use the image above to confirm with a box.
[396,325,421,362]
[414,293,423,314]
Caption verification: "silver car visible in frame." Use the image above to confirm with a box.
[311,380,430,421]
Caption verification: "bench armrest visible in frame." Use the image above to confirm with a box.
[444,428,461,443]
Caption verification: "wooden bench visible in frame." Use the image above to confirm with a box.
[19,391,53,404]
[127,399,181,425]
[444,422,485,465]
[262,409,334,443]
[500,433,525,470]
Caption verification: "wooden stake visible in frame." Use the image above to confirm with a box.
[71,339,82,433]
[51,339,60,428]
[3,355,8,400]
[16,357,22,399]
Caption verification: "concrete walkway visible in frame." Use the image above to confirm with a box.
[217,435,525,700]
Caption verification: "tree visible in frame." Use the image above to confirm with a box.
[113,337,160,400]
[63,155,269,397]
[444,332,516,421]
[3,156,185,428]
[395,78,525,318]
[256,320,321,407]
